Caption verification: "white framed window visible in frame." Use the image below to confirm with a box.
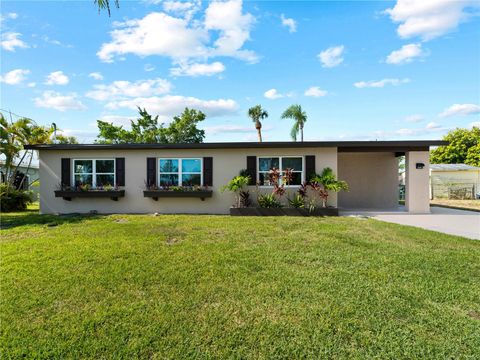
[158,158,202,187]
[73,159,115,188]
[258,156,303,186]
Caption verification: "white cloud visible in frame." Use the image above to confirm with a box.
[470,121,480,128]
[105,95,238,119]
[204,0,256,62]
[170,61,225,77]
[34,91,86,111]
[144,64,155,72]
[405,114,424,123]
[204,124,255,135]
[0,69,30,85]
[386,43,426,64]
[439,103,480,118]
[385,0,480,41]
[426,121,441,129]
[163,1,200,21]
[88,72,104,81]
[1,13,18,23]
[27,82,36,88]
[98,0,257,65]
[1,32,28,51]
[318,45,344,68]
[354,78,410,88]
[280,14,296,33]
[45,71,69,85]
[304,86,327,97]
[264,88,284,99]
[86,78,172,101]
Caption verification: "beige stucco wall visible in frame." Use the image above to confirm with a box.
[405,151,430,213]
[337,152,399,210]
[39,147,338,214]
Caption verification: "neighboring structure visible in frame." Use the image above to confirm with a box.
[25,140,445,215]
[430,164,480,199]
[0,160,40,199]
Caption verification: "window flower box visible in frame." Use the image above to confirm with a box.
[229,207,338,217]
[143,190,213,201]
[54,190,125,201]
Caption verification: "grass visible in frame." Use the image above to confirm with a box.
[431,199,480,211]
[1,210,480,358]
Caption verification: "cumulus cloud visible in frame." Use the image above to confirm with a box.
[318,45,344,68]
[170,61,225,77]
[97,0,257,67]
[304,86,327,97]
[385,0,480,41]
[404,114,424,123]
[439,103,480,118]
[354,78,410,88]
[105,95,238,119]
[0,69,30,85]
[34,91,86,111]
[470,121,480,128]
[86,78,172,101]
[162,0,200,21]
[281,14,297,33]
[386,43,426,64]
[88,72,104,81]
[1,32,28,51]
[264,88,285,99]
[45,71,69,85]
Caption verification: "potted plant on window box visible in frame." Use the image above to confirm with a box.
[143,184,213,201]
[54,183,125,201]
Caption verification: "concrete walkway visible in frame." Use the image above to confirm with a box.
[341,206,480,240]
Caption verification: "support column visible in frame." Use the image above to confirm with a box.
[405,151,430,213]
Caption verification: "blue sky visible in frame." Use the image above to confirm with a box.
[1,0,479,143]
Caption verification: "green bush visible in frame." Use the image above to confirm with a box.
[258,193,283,208]
[0,184,33,212]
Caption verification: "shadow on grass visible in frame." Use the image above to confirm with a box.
[1,209,105,230]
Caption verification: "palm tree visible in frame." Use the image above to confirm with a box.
[95,0,119,16]
[281,104,307,142]
[248,105,268,142]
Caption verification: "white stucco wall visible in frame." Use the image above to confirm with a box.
[39,147,338,214]
[337,152,399,210]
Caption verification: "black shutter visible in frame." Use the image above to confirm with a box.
[203,157,213,186]
[305,155,316,182]
[246,156,256,185]
[61,158,71,187]
[146,157,157,187]
[115,158,125,186]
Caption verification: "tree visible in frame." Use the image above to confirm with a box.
[95,0,119,16]
[430,127,480,166]
[281,104,307,142]
[96,107,206,144]
[247,105,268,142]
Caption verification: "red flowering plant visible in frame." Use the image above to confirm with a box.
[269,167,286,197]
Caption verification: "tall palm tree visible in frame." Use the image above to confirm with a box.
[281,104,307,142]
[95,0,119,16]
[248,105,268,142]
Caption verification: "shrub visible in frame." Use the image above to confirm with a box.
[0,184,33,212]
[239,190,251,207]
[258,193,283,208]
[288,194,305,208]
[222,175,250,208]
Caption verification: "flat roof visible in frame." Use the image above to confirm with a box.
[24,140,447,152]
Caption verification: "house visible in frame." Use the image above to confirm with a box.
[0,160,40,199]
[430,164,480,199]
[25,140,446,215]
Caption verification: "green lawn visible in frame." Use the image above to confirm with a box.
[1,210,479,358]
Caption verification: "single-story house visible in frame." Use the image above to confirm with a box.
[430,163,480,199]
[0,160,40,199]
[25,140,446,215]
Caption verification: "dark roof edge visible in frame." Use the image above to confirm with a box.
[24,140,448,151]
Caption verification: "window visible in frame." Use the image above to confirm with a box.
[258,156,303,186]
[159,158,202,187]
[73,159,115,187]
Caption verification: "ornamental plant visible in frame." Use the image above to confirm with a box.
[310,167,349,207]
[221,175,250,208]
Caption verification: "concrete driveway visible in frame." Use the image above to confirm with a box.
[341,206,480,240]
